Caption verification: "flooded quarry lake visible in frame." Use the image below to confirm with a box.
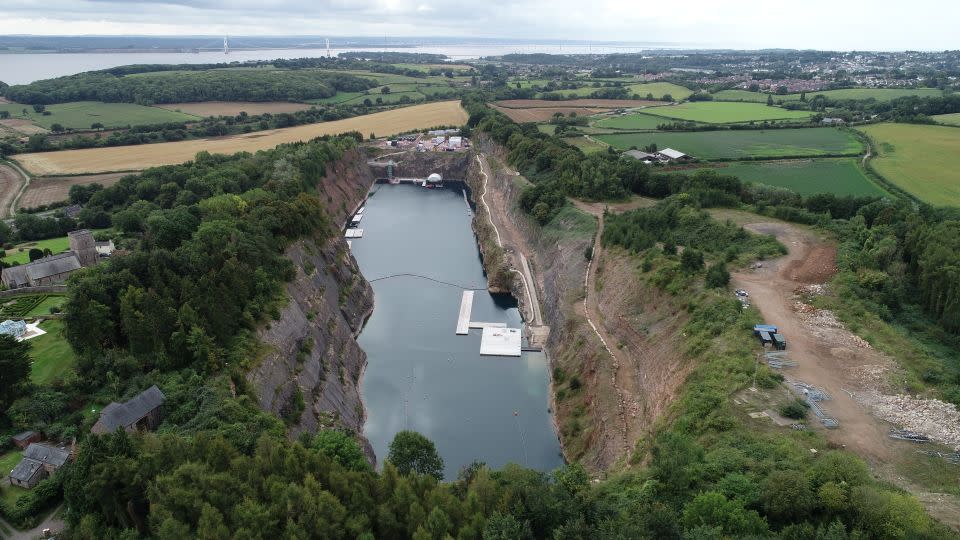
[352,183,563,479]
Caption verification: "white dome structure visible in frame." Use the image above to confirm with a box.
[427,173,443,183]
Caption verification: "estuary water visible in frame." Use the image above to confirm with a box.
[0,42,689,85]
[351,183,562,479]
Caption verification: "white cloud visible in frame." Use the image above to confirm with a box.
[0,0,957,50]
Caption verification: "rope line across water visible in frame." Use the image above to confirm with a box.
[367,272,487,291]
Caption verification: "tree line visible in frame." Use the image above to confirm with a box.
[2,69,377,105]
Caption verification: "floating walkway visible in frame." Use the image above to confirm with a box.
[455,290,522,356]
[456,291,474,335]
[345,229,363,238]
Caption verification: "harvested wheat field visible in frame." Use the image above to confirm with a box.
[489,104,609,123]
[0,119,48,135]
[154,101,315,117]
[0,163,23,218]
[15,101,468,175]
[494,99,662,109]
[18,172,130,210]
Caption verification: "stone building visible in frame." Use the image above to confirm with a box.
[8,443,71,489]
[91,385,165,434]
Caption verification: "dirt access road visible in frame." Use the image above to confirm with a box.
[0,161,29,219]
[729,217,960,528]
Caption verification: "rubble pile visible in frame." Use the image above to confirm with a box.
[856,391,960,450]
[849,364,890,388]
[794,302,844,329]
[795,284,829,297]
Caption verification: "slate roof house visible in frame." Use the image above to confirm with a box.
[11,430,41,450]
[0,229,101,289]
[0,252,82,289]
[91,385,165,435]
[8,443,71,489]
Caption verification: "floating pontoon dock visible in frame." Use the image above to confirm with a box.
[456,291,474,335]
[480,327,522,357]
[345,229,364,238]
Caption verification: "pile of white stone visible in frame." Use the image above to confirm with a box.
[857,391,960,451]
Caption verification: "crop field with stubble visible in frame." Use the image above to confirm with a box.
[13,101,469,175]
[596,127,863,160]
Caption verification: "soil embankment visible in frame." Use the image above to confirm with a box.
[727,216,960,529]
[469,140,690,472]
[247,148,377,456]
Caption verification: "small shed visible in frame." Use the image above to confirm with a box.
[11,430,41,450]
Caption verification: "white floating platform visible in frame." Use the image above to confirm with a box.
[456,291,474,335]
[469,322,507,329]
[355,206,365,215]
[480,327,522,357]
[351,214,363,224]
[345,228,363,238]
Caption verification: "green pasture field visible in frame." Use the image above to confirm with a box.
[858,123,960,206]
[625,82,693,101]
[308,92,365,105]
[562,136,608,154]
[642,101,812,124]
[594,112,677,130]
[933,113,960,126]
[1,236,72,265]
[0,101,199,130]
[711,90,770,102]
[596,127,863,160]
[698,159,888,197]
[535,82,691,101]
[713,87,944,103]
[29,319,76,385]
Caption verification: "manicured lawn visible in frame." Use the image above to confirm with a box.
[858,123,960,206]
[28,319,76,385]
[25,295,66,317]
[596,128,863,160]
[0,450,23,477]
[0,101,199,130]
[699,159,888,197]
[642,102,812,124]
[933,113,960,126]
[1,236,72,265]
[594,112,672,130]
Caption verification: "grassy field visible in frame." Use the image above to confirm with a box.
[0,101,199,130]
[625,82,693,101]
[535,81,691,100]
[26,295,66,317]
[858,123,960,206]
[713,88,944,103]
[155,101,313,116]
[562,136,608,155]
[643,102,812,124]
[596,127,863,160]
[933,113,960,126]
[698,159,888,196]
[1,236,72,264]
[594,112,674,130]
[490,105,610,123]
[14,101,469,175]
[29,319,75,385]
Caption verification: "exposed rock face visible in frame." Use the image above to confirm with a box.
[247,147,377,459]
[250,238,373,443]
[371,150,471,180]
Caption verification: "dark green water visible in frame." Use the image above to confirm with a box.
[352,183,563,479]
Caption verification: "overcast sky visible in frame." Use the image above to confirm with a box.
[2,0,957,51]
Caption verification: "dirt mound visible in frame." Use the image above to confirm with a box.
[787,244,837,283]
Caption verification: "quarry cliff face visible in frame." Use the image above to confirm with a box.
[247,148,376,455]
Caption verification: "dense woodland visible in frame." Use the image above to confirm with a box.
[2,69,377,105]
